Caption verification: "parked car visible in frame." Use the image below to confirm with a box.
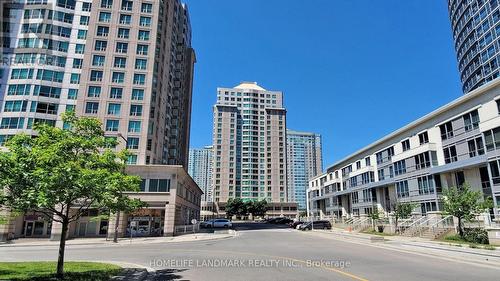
[299,220,331,231]
[200,219,215,228]
[201,219,232,228]
[288,221,304,228]
[268,217,293,224]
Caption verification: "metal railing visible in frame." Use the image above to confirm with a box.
[428,215,454,238]
[173,224,199,235]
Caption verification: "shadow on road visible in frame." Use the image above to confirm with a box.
[232,222,292,231]
[112,268,188,281]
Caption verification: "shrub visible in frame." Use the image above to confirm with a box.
[463,228,489,245]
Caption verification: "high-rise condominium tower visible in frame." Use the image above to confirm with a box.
[0,0,195,168]
[76,0,195,166]
[188,146,213,202]
[286,130,323,210]
[0,0,92,145]
[212,82,287,204]
[448,0,500,93]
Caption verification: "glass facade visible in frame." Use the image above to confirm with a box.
[448,0,500,93]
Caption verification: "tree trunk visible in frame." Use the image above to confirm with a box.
[457,217,464,238]
[56,220,68,279]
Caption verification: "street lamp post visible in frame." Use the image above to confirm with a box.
[113,133,128,243]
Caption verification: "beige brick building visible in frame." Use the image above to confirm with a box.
[211,82,297,217]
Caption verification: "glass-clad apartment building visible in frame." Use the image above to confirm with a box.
[448,0,500,93]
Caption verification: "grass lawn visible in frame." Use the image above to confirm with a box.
[0,261,121,281]
[439,234,497,250]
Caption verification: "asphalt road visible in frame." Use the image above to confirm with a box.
[1,222,499,281]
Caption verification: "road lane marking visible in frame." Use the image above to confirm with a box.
[160,248,369,281]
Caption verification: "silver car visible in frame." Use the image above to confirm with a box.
[201,219,232,228]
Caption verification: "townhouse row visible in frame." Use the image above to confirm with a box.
[308,79,500,220]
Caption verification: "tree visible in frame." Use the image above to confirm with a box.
[225,198,247,219]
[368,206,381,231]
[0,112,144,278]
[247,199,267,218]
[391,201,416,233]
[442,183,493,238]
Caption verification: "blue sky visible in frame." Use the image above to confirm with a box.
[183,0,462,169]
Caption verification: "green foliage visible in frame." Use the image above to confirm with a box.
[368,207,381,221]
[247,199,268,217]
[463,228,489,244]
[225,198,268,218]
[442,183,493,237]
[0,112,144,277]
[0,111,144,222]
[225,198,247,218]
[0,262,121,281]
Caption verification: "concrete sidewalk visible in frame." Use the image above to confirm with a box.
[0,231,236,248]
[302,227,500,267]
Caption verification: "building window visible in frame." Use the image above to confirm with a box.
[88,86,101,97]
[111,72,125,83]
[131,89,144,100]
[109,87,123,99]
[468,137,485,157]
[463,110,479,132]
[135,59,147,70]
[138,30,150,41]
[117,28,129,39]
[484,126,500,151]
[133,73,146,85]
[365,157,371,167]
[0,118,24,129]
[121,0,133,11]
[402,139,410,152]
[67,89,78,100]
[99,12,111,22]
[116,42,128,53]
[95,40,107,51]
[396,181,409,198]
[418,131,429,145]
[128,121,141,133]
[92,55,105,66]
[417,175,435,195]
[126,137,139,149]
[130,105,142,116]
[443,146,457,164]
[105,120,119,132]
[127,154,137,164]
[415,152,431,170]
[139,16,151,27]
[141,3,152,13]
[85,102,99,114]
[393,160,406,176]
[119,14,131,24]
[439,121,454,140]
[90,70,103,82]
[136,44,148,55]
[114,57,127,68]
[96,26,109,37]
[101,0,113,9]
[107,103,121,115]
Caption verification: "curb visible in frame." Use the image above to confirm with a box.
[306,230,500,258]
[0,233,236,248]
